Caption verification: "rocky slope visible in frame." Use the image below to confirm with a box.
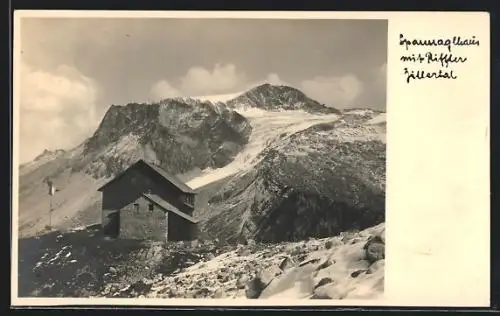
[18,98,252,237]
[200,110,386,243]
[20,149,67,175]
[19,222,384,300]
[226,84,341,114]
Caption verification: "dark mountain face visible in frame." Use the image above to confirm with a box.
[202,116,386,243]
[227,84,341,114]
[72,99,253,179]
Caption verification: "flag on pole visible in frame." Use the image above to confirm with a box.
[46,180,58,196]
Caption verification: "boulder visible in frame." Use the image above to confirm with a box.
[350,269,367,278]
[367,259,385,274]
[299,258,321,267]
[245,265,282,299]
[258,265,283,287]
[324,240,334,249]
[364,239,385,264]
[205,253,216,261]
[312,284,347,300]
[279,256,296,271]
[313,277,334,289]
[363,235,384,249]
[245,279,262,299]
[236,275,250,289]
[129,280,152,295]
[212,288,225,298]
[316,258,334,271]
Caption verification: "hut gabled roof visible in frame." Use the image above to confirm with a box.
[97,159,196,194]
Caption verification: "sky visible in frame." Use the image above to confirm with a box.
[18,17,387,163]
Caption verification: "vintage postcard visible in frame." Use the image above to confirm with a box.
[11,11,490,307]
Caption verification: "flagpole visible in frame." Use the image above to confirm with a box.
[46,179,57,230]
[49,195,52,229]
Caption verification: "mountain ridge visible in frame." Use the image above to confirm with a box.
[23,83,383,167]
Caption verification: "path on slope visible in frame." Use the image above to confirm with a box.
[186,109,340,189]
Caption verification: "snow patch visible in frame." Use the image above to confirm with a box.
[365,113,386,125]
[186,109,340,189]
[191,92,244,103]
[344,109,373,116]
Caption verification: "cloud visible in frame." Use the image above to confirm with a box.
[266,73,285,85]
[240,72,290,91]
[150,63,246,99]
[150,80,181,101]
[180,63,244,95]
[148,62,386,110]
[19,62,99,163]
[300,74,364,108]
[353,63,387,110]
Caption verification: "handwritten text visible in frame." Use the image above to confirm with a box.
[399,33,480,83]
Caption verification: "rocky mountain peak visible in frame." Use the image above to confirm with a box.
[227,83,341,114]
[250,83,308,98]
[73,98,253,179]
[83,103,161,154]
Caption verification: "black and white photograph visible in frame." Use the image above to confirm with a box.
[16,15,387,301]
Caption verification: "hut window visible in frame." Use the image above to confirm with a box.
[183,195,194,206]
[148,203,154,212]
[133,203,140,212]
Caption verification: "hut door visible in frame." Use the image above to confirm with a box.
[115,212,120,237]
[104,211,120,238]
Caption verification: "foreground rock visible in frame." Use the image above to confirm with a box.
[20,223,384,300]
[142,223,385,300]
